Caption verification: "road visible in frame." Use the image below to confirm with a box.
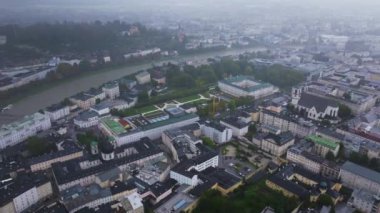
[0,47,266,125]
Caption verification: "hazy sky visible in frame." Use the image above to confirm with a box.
[1,0,380,24]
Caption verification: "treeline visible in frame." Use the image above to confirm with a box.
[0,21,183,66]
[193,181,299,213]
[349,152,380,173]
[166,58,305,90]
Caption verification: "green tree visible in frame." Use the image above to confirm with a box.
[325,151,335,161]
[338,144,346,160]
[201,137,217,149]
[228,100,237,111]
[317,194,334,206]
[77,132,97,148]
[338,104,352,120]
[138,92,150,103]
[78,60,92,72]
[26,136,55,156]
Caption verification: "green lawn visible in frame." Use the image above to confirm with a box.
[136,105,159,114]
[175,94,201,103]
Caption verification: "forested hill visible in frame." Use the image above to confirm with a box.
[0,21,183,66]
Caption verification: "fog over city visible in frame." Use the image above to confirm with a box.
[1,1,380,213]
[1,0,380,24]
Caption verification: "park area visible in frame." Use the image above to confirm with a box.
[193,180,299,213]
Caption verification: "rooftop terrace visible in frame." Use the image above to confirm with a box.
[307,135,339,150]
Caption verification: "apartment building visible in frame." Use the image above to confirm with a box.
[0,112,51,150]
[259,109,317,137]
[44,103,70,121]
[253,131,295,157]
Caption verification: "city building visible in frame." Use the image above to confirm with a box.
[266,175,309,199]
[253,131,295,157]
[293,83,378,115]
[259,109,317,137]
[44,103,70,121]
[162,126,203,163]
[292,91,339,121]
[151,70,166,85]
[349,189,380,213]
[135,71,151,85]
[348,106,380,143]
[220,117,249,137]
[0,112,51,150]
[218,75,279,99]
[74,111,99,129]
[340,161,380,194]
[0,173,53,213]
[170,151,219,187]
[102,81,120,99]
[61,180,136,212]
[28,139,84,172]
[200,121,232,144]
[307,135,340,157]
[154,192,196,213]
[320,161,341,180]
[286,146,340,180]
[99,111,199,146]
[287,147,323,174]
[139,179,177,205]
[267,165,342,203]
[52,138,164,191]
[70,88,106,109]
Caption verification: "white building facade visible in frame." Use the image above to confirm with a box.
[0,113,51,149]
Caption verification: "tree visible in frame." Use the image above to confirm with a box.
[338,104,352,120]
[77,132,97,148]
[325,151,335,161]
[317,194,334,207]
[138,92,150,103]
[201,137,217,149]
[321,119,331,127]
[337,144,346,160]
[26,136,55,156]
[235,97,253,107]
[343,92,351,100]
[228,100,237,111]
[78,60,92,72]
[245,124,257,140]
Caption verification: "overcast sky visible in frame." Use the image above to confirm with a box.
[0,0,380,24]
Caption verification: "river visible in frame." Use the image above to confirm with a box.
[0,47,266,125]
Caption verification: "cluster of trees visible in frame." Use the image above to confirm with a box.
[245,124,257,140]
[301,194,335,212]
[0,21,183,66]
[252,64,305,90]
[338,104,352,120]
[76,132,98,148]
[26,136,56,157]
[166,59,305,91]
[348,152,380,172]
[193,181,298,213]
[201,137,217,149]
[46,61,91,81]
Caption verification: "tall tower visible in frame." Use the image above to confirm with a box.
[291,86,303,105]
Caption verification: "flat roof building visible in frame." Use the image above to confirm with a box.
[218,75,279,99]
